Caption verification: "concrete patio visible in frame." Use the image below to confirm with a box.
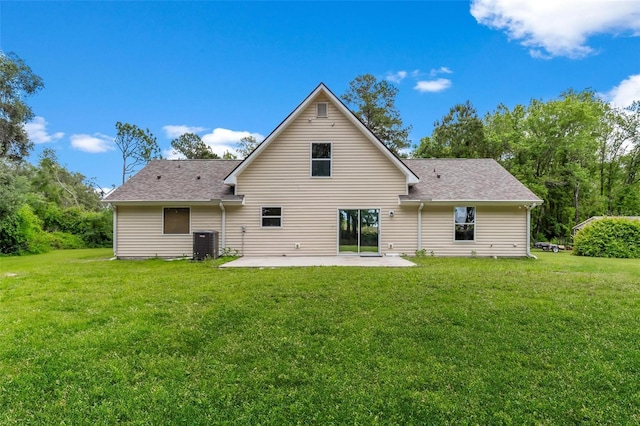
[219,255,416,268]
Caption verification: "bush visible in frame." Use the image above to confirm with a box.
[10,204,51,255]
[48,231,85,249]
[33,202,113,249]
[574,218,640,258]
[77,209,113,248]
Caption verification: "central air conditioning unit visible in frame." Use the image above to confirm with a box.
[193,230,219,260]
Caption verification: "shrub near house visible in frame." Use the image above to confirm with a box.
[573,218,640,258]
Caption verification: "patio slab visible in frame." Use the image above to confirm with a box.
[219,256,415,268]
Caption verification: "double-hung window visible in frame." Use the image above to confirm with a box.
[261,207,282,228]
[454,207,475,241]
[311,143,331,177]
[164,207,190,234]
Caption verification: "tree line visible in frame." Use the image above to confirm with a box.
[1,53,111,254]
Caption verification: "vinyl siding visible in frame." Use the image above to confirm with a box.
[115,205,221,258]
[422,205,528,257]
[227,94,415,256]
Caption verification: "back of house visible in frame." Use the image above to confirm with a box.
[104,83,542,258]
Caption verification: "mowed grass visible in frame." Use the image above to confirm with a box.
[1,250,639,424]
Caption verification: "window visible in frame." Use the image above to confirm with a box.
[311,143,331,177]
[164,207,190,234]
[454,207,475,241]
[316,102,328,118]
[261,207,282,228]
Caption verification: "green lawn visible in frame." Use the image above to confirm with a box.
[1,250,639,424]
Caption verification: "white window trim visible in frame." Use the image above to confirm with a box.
[316,102,328,118]
[310,142,332,178]
[162,206,191,235]
[260,206,283,229]
[453,206,476,243]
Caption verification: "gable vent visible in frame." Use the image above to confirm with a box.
[316,102,328,118]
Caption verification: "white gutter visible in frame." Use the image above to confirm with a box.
[219,202,226,254]
[417,203,424,251]
[112,206,117,257]
[526,203,537,259]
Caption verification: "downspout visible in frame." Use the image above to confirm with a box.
[417,203,424,251]
[112,205,117,258]
[526,203,537,259]
[219,202,226,255]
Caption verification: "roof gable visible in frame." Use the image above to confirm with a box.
[224,83,419,186]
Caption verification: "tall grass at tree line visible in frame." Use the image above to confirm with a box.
[1,250,639,424]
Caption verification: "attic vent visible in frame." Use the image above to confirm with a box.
[316,102,328,118]
[197,176,201,180]
[157,175,161,179]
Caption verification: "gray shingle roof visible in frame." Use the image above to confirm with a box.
[401,158,542,203]
[104,159,243,203]
[104,158,541,204]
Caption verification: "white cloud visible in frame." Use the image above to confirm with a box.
[24,116,64,144]
[70,133,114,153]
[201,128,265,158]
[603,74,640,108]
[429,67,452,77]
[162,148,183,160]
[201,128,263,146]
[414,79,452,93]
[386,70,408,83]
[162,125,207,139]
[471,0,640,58]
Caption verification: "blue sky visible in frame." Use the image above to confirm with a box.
[2,1,639,191]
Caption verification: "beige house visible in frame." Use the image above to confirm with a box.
[104,83,542,259]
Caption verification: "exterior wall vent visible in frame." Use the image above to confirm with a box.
[316,102,328,118]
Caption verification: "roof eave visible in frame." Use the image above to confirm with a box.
[399,198,543,206]
[102,197,244,206]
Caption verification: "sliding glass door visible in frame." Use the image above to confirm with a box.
[338,209,380,255]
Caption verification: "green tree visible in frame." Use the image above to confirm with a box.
[0,153,112,255]
[222,150,237,160]
[170,133,219,159]
[619,101,640,186]
[30,148,102,211]
[611,101,640,215]
[414,101,498,159]
[0,160,29,253]
[341,74,412,155]
[115,122,161,184]
[0,52,44,161]
[236,135,260,158]
[483,90,608,239]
